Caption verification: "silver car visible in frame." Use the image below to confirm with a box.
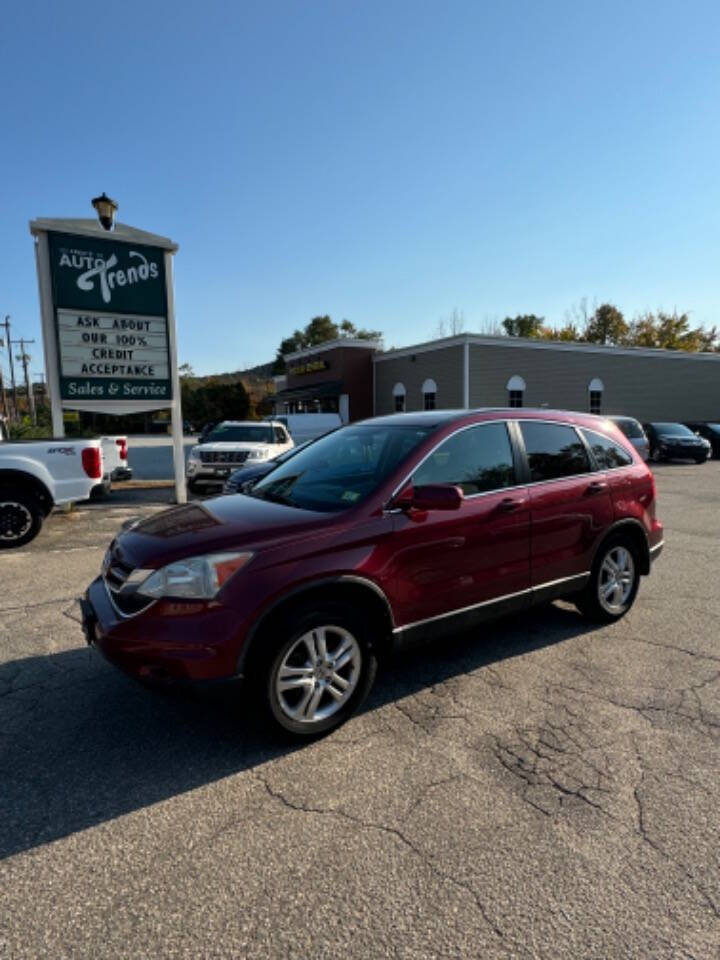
[608,416,650,460]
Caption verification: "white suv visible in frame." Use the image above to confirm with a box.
[186,420,294,494]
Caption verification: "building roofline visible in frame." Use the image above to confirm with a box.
[284,338,382,362]
[373,333,720,362]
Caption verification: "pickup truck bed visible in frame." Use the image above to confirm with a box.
[0,437,107,548]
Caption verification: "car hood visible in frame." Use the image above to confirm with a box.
[110,495,336,569]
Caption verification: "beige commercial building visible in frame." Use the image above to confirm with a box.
[373,334,720,422]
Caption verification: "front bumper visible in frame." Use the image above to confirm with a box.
[659,443,708,460]
[187,466,236,485]
[82,576,248,683]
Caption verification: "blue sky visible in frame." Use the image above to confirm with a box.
[2,0,719,376]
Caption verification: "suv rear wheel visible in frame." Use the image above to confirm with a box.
[255,602,378,739]
[0,487,44,549]
[576,537,640,623]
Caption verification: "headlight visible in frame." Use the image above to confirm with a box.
[246,448,270,460]
[137,551,253,599]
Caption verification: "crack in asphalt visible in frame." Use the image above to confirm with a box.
[0,595,80,616]
[632,737,720,921]
[631,636,720,664]
[251,771,516,947]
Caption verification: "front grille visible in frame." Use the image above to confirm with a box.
[199,450,250,465]
[103,555,155,617]
[110,590,155,616]
[105,557,133,592]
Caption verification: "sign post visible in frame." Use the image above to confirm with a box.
[30,217,186,503]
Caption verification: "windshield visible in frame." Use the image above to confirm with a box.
[651,423,694,437]
[206,424,275,444]
[706,424,720,435]
[613,418,644,439]
[251,424,433,512]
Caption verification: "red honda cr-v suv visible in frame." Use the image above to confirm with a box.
[82,409,664,738]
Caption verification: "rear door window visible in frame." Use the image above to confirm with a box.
[519,422,590,482]
[582,429,633,469]
[412,422,516,495]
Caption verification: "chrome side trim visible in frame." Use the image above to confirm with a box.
[392,571,591,634]
[649,540,665,556]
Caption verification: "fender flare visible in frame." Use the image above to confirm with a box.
[591,518,651,575]
[236,574,396,675]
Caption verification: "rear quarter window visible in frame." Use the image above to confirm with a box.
[582,429,634,469]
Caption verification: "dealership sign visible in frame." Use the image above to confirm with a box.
[47,232,171,401]
[31,215,185,499]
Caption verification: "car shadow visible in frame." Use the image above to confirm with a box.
[0,603,598,860]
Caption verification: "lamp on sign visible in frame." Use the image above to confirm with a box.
[91,192,118,231]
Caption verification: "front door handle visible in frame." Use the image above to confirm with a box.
[584,480,609,496]
[496,496,527,512]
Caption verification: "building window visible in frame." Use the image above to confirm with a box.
[588,378,604,415]
[506,375,526,408]
[392,382,406,413]
[421,379,437,410]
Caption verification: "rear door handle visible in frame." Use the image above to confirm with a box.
[496,496,527,512]
[584,480,609,496]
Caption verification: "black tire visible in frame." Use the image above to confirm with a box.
[188,479,204,496]
[649,447,663,463]
[251,601,378,740]
[0,487,44,549]
[575,535,641,624]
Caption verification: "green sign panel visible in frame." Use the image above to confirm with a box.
[48,232,166,315]
[47,231,171,401]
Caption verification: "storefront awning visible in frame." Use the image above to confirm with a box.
[273,379,344,402]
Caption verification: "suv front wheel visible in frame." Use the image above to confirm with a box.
[576,537,640,623]
[256,602,378,739]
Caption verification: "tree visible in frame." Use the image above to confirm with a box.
[338,318,382,340]
[623,310,719,352]
[181,379,251,426]
[273,315,382,372]
[539,322,581,341]
[502,314,546,338]
[436,308,465,338]
[178,362,195,379]
[583,303,628,345]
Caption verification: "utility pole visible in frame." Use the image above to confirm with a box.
[0,360,8,420]
[1,316,18,421]
[16,338,36,425]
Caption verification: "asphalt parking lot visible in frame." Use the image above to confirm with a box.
[1,463,719,959]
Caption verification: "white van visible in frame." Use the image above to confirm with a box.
[266,413,342,445]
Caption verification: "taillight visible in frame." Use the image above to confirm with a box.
[82,447,102,479]
[116,437,128,461]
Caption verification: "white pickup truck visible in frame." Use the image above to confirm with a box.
[100,436,132,482]
[0,436,108,548]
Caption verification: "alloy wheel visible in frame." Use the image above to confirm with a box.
[0,501,33,542]
[274,625,362,725]
[598,546,635,614]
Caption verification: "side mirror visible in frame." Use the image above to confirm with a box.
[393,482,463,511]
